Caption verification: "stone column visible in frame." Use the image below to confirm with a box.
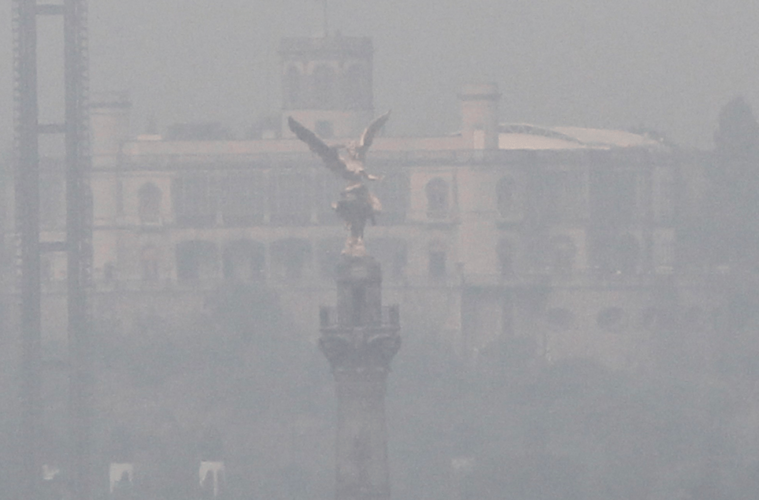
[320,255,401,500]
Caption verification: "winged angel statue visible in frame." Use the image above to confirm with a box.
[288,112,390,256]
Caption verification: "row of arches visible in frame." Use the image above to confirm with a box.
[135,240,267,283]
[541,305,712,334]
[126,232,649,284]
[174,240,297,282]
[134,176,520,228]
[136,175,644,243]
[136,238,411,284]
[170,171,410,228]
[496,236,578,276]
[497,233,645,276]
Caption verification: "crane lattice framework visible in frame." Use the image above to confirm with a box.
[12,0,93,499]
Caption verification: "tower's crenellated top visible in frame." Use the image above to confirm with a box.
[280,35,375,139]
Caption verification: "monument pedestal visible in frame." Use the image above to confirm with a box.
[320,255,400,500]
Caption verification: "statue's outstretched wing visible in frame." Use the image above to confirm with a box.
[288,116,348,177]
[356,111,391,160]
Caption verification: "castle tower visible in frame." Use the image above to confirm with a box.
[459,83,501,150]
[319,256,401,500]
[280,35,374,139]
[90,91,131,168]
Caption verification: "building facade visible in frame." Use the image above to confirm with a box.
[21,35,715,369]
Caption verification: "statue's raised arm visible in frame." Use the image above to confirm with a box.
[288,113,390,256]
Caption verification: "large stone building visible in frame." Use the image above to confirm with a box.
[26,34,709,368]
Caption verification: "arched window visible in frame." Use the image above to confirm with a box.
[138,182,162,224]
[497,239,514,277]
[284,65,301,108]
[426,178,449,218]
[313,65,336,108]
[496,177,515,218]
[141,246,159,282]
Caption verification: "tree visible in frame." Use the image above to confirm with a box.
[714,96,759,159]
[696,97,759,272]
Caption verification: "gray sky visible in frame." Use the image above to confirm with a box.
[2,0,759,150]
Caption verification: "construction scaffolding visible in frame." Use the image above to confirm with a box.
[12,0,93,498]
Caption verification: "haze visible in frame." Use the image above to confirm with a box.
[2,0,759,149]
[8,1,759,499]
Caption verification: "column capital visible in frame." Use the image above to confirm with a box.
[320,327,400,373]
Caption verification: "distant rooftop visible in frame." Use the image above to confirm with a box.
[165,123,234,142]
[498,124,666,151]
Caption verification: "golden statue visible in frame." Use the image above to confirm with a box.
[288,112,390,256]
